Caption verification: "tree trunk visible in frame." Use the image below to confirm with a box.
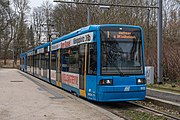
[3,49,7,65]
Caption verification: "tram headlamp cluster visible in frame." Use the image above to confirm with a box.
[136,78,146,84]
[99,79,113,85]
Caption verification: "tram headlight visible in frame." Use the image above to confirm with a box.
[99,79,113,85]
[136,78,146,84]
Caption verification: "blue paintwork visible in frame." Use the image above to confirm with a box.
[20,52,27,72]
[62,83,80,95]
[97,90,145,102]
[51,80,57,86]
[86,75,97,101]
[20,24,146,102]
[42,77,49,82]
[92,24,146,102]
[34,42,50,51]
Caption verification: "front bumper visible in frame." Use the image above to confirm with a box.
[97,85,146,102]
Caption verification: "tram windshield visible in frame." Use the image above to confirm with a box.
[100,26,144,75]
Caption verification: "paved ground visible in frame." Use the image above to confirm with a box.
[0,69,123,120]
[147,88,180,103]
[146,88,180,111]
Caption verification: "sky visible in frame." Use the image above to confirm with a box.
[29,0,54,8]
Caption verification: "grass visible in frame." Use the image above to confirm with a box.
[116,108,168,120]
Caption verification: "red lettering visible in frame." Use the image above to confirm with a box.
[62,73,78,85]
[61,41,71,48]
[65,41,70,47]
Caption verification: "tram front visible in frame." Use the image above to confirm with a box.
[98,25,146,102]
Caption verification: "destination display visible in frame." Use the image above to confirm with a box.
[107,31,136,39]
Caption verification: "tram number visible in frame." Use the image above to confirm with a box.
[124,86,130,91]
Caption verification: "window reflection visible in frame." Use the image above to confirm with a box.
[101,27,143,75]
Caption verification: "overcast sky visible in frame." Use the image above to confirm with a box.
[29,0,54,8]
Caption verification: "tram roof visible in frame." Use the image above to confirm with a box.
[20,52,27,57]
[52,25,99,44]
[52,24,141,44]
[26,48,34,53]
[23,24,142,54]
[34,42,50,50]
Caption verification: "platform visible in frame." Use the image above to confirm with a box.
[146,88,180,103]
[146,88,180,111]
[0,69,123,120]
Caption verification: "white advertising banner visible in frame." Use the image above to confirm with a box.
[61,72,79,89]
[51,70,56,80]
[51,32,94,51]
[27,66,30,72]
[41,68,43,76]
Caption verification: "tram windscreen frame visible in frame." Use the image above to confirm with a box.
[100,26,144,75]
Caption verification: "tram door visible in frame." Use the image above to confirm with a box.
[79,44,87,97]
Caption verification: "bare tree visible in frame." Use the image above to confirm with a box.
[28,0,180,82]
[13,0,30,64]
[0,0,9,59]
[0,0,19,65]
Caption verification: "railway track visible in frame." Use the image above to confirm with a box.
[94,101,180,120]
[128,101,180,120]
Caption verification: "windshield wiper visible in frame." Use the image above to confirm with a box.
[107,51,124,76]
[101,30,124,76]
[102,42,124,76]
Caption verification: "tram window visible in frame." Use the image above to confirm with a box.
[88,43,97,74]
[61,49,69,72]
[20,58,22,64]
[27,56,30,66]
[40,54,46,69]
[61,47,80,73]
[41,54,44,68]
[30,56,33,67]
[51,52,57,70]
[41,53,45,69]
[20,58,24,65]
[35,55,39,67]
[33,55,35,67]
[22,58,24,64]
[39,54,41,69]
[69,46,79,73]
[44,52,49,69]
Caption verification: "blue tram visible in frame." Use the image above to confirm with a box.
[20,52,27,72]
[20,24,146,102]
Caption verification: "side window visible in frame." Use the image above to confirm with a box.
[30,55,33,67]
[20,58,24,65]
[35,55,39,67]
[61,49,69,72]
[69,46,79,73]
[88,43,97,74]
[61,46,79,73]
[44,47,49,69]
[20,58,22,64]
[27,56,30,66]
[51,51,57,70]
[41,53,45,69]
[22,58,24,65]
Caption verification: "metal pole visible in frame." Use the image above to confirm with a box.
[87,6,90,25]
[53,0,159,8]
[157,0,163,84]
[147,9,150,45]
[49,34,52,83]
[12,50,14,68]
